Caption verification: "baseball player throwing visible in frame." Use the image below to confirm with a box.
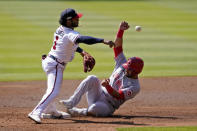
[59,21,144,117]
[28,8,114,123]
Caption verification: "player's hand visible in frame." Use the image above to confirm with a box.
[101,78,110,87]
[103,40,115,48]
[120,21,130,30]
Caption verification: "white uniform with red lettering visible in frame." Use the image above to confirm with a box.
[30,25,80,116]
[67,46,140,116]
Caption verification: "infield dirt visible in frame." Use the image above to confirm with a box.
[0,77,197,131]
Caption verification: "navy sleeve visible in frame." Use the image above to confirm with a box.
[76,35,104,45]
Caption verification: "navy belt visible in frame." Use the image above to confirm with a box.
[48,54,65,66]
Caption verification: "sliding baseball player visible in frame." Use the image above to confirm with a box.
[60,21,144,117]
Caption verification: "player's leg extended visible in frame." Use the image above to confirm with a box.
[68,101,113,117]
[32,65,63,115]
[60,75,101,109]
[29,62,64,123]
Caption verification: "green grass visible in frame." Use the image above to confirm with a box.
[0,0,197,81]
[117,126,197,131]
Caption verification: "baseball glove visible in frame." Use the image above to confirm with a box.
[83,53,96,73]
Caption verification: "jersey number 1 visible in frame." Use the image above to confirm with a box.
[53,36,59,50]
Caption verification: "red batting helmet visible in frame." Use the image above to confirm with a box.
[122,57,144,75]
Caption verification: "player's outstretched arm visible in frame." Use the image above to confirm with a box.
[114,21,130,48]
[76,36,114,48]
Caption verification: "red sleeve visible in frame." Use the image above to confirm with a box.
[105,85,114,94]
[105,85,125,100]
[113,46,123,58]
[117,29,124,38]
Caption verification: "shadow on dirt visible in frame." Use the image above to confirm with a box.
[111,115,178,120]
[70,119,148,126]
[66,115,178,125]
[41,115,178,125]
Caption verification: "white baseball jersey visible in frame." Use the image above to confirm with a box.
[30,26,80,118]
[102,52,141,109]
[49,25,80,63]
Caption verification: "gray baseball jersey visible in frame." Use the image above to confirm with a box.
[102,52,140,109]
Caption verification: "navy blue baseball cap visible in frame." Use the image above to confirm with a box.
[60,8,83,20]
[59,8,83,26]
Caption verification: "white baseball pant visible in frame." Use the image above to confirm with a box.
[30,56,66,116]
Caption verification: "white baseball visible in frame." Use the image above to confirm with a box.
[135,26,142,32]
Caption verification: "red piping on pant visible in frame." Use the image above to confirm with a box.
[35,64,58,111]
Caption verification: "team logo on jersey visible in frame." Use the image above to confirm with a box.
[126,90,132,97]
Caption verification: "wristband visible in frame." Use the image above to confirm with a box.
[76,47,83,53]
[117,29,124,38]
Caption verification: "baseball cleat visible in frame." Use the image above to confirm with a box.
[28,113,41,124]
[41,113,52,119]
[59,99,73,109]
[41,111,71,119]
[58,111,71,119]
[68,107,87,117]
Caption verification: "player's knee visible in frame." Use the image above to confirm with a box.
[86,75,99,83]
